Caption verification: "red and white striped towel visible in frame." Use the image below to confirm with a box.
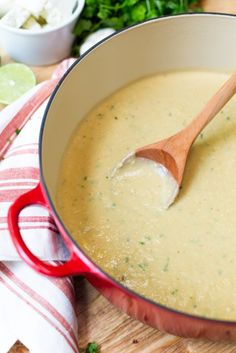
[0,59,76,260]
[0,59,80,352]
[0,262,79,353]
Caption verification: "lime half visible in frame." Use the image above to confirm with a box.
[0,63,36,105]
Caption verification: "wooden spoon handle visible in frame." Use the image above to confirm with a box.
[184,72,236,144]
[136,71,236,187]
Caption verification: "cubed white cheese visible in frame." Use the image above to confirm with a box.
[0,0,79,30]
[43,8,61,26]
[1,6,30,28]
[22,16,41,31]
[43,0,77,26]
[15,0,46,18]
[0,0,16,17]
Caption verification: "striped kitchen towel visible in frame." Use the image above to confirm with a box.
[0,58,79,353]
[0,262,79,353]
[0,58,76,260]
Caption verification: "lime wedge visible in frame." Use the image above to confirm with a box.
[0,63,36,105]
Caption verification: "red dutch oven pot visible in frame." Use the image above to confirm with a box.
[7,14,236,341]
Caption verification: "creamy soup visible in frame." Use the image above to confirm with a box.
[56,71,236,320]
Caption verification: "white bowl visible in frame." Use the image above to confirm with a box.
[0,0,85,66]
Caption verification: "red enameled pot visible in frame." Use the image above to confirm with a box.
[8,14,236,341]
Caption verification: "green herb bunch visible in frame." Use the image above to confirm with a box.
[73,0,201,55]
[79,341,100,353]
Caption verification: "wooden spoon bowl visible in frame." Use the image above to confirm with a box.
[115,72,236,205]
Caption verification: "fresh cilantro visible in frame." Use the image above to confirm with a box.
[138,263,147,271]
[139,241,145,245]
[15,128,21,135]
[86,342,100,353]
[163,257,170,272]
[73,0,202,55]
[79,342,100,353]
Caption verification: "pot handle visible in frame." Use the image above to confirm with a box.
[8,184,88,277]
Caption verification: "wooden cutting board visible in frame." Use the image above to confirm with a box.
[4,1,236,352]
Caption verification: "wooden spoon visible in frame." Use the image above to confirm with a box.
[136,73,236,186]
[113,72,236,206]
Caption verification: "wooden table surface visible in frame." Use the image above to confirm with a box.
[3,1,236,352]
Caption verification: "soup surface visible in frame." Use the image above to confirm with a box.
[56,71,236,320]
